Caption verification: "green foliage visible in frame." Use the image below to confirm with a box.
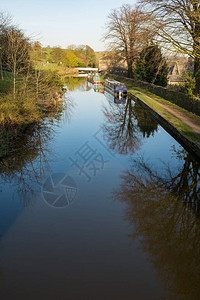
[135,44,168,87]
[0,71,12,93]
[43,70,64,87]
[172,70,200,100]
[42,47,53,62]
[0,14,65,130]
[84,45,98,67]
[69,45,98,68]
[78,60,86,67]
[64,51,79,68]
[0,69,64,126]
[33,45,98,70]
[30,41,44,61]
[194,70,200,96]
[0,92,41,125]
[181,72,197,98]
[135,61,146,82]
[50,47,65,64]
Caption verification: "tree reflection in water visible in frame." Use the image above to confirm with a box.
[114,147,200,299]
[102,97,141,155]
[64,77,90,92]
[61,90,76,124]
[102,96,159,155]
[133,101,158,138]
[0,121,57,206]
[0,81,77,205]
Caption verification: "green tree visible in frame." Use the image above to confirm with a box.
[50,47,65,64]
[181,71,196,97]
[64,51,79,68]
[84,45,97,67]
[135,44,168,86]
[77,45,97,67]
[30,41,44,61]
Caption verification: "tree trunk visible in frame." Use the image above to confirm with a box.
[36,70,40,99]
[194,58,200,94]
[127,60,133,78]
[193,2,200,94]
[0,61,3,80]
[13,62,16,99]
[0,55,3,80]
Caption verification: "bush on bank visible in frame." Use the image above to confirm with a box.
[0,69,64,124]
[0,68,65,157]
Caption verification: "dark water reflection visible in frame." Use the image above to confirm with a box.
[0,78,199,299]
[0,122,55,204]
[133,102,158,138]
[115,149,200,299]
[0,92,74,204]
[102,93,159,155]
[102,95,141,155]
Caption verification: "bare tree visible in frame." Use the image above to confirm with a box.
[0,12,11,80]
[3,26,31,98]
[103,4,154,77]
[102,97,142,154]
[140,0,200,92]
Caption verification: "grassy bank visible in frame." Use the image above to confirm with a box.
[34,61,78,77]
[130,88,200,143]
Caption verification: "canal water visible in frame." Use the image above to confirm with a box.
[0,78,199,299]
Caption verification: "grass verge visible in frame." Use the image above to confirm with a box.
[129,88,200,144]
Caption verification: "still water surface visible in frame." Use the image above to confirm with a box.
[0,78,200,299]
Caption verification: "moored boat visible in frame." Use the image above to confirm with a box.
[87,73,101,85]
[93,73,101,85]
[104,79,127,97]
[114,97,127,104]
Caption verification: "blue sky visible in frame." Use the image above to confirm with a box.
[1,0,137,51]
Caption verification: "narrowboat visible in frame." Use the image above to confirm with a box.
[114,97,127,104]
[93,73,101,85]
[104,79,127,97]
[87,73,101,85]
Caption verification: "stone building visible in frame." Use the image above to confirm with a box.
[167,56,193,85]
[99,52,194,85]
